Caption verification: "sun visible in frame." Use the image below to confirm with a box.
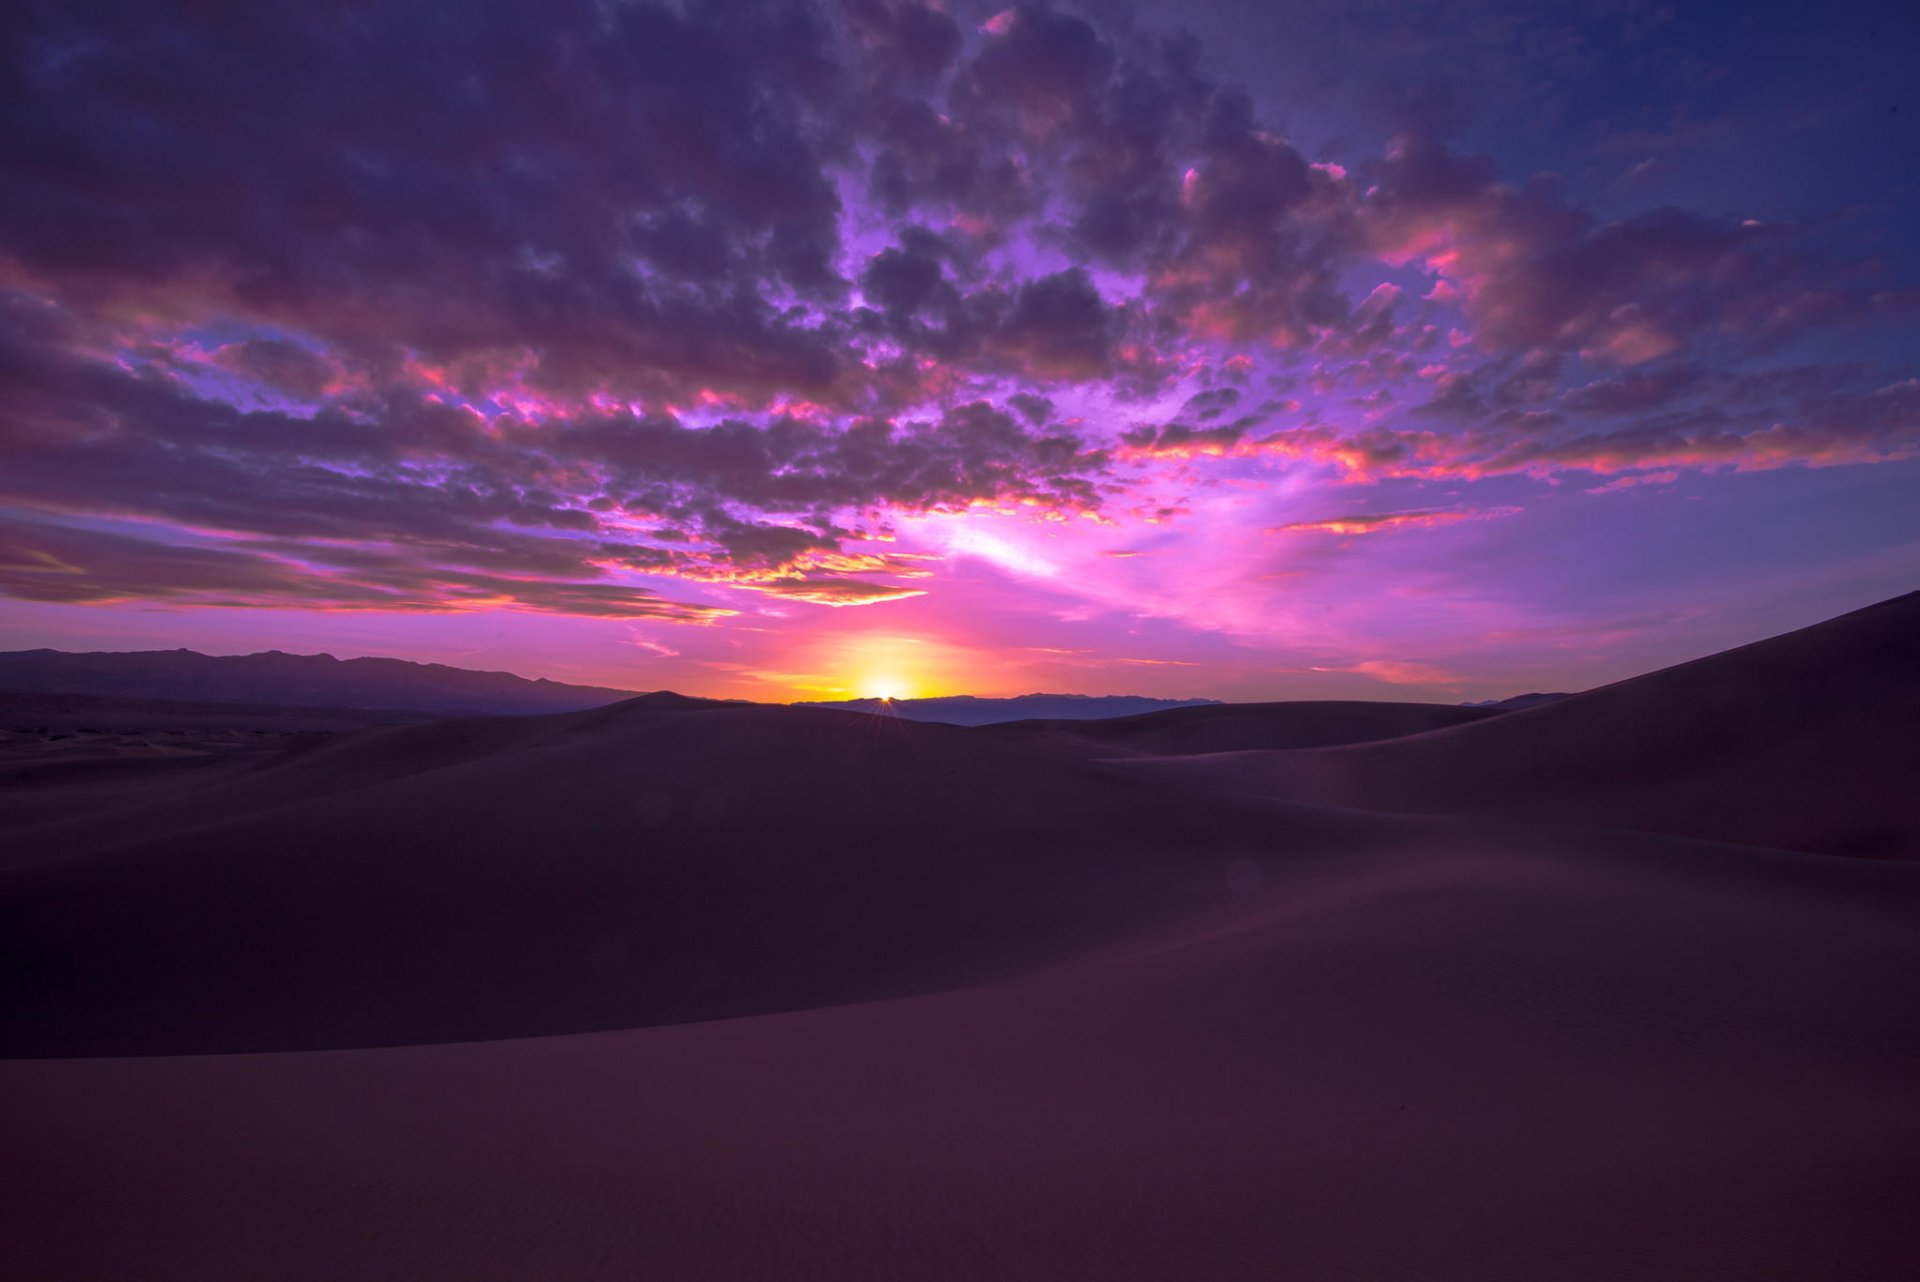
[808,631,978,704]
[859,676,911,702]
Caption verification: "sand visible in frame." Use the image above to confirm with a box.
[1116,591,1920,860]
[985,697,1502,758]
[4,828,1917,1279]
[2,594,1917,1277]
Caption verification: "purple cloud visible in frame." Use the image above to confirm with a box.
[0,0,1912,628]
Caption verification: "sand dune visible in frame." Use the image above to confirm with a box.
[0,697,1387,1056]
[3,596,1918,1276]
[0,688,420,734]
[1116,591,1920,859]
[4,828,1917,1280]
[986,698,1501,758]
[0,692,419,842]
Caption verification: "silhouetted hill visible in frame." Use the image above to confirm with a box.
[0,648,645,716]
[797,693,1220,725]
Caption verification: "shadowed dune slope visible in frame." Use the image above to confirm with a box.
[0,693,431,840]
[4,831,1919,1280]
[1120,591,1920,859]
[0,689,420,733]
[985,699,1502,759]
[0,698,1388,1057]
[0,694,704,871]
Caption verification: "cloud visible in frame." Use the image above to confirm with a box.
[1584,470,1681,495]
[1119,420,1260,459]
[1235,374,1920,483]
[1272,510,1475,535]
[730,577,929,607]
[0,295,1109,608]
[1346,659,1465,686]
[1143,89,1354,345]
[990,269,1119,379]
[953,4,1113,140]
[1361,134,1855,365]
[0,0,1912,624]
[0,514,731,620]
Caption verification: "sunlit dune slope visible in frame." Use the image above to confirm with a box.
[984,699,1501,758]
[0,698,1387,1057]
[1119,591,1920,859]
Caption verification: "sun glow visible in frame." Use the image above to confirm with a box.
[801,630,994,702]
[858,676,911,702]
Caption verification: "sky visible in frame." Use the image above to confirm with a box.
[1,0,1916,703]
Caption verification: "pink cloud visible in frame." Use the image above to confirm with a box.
[1584,470,1682,495]
[1343,659,1466,686]
[728,578,930,607]
[1271,509,1475,535]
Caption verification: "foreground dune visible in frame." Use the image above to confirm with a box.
[4,828,1917,1280]
[1115,591,1920,859]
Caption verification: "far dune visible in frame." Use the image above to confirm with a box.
[0,697,1387,1057]
[985,698,1502,759]
[1113,591,1920,859]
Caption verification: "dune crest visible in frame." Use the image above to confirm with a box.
[0,699,1384,1056]
[1113,591,1920,859]
[987,698,1503,758]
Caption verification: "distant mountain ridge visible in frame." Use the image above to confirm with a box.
[0,650,1227,724]
[1463,692,1573,711]
[797,693,1222,726]
[0,648,644,716]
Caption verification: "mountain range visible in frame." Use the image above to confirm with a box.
[0,648,1229,723]
[795,692,1221,724]
[0,647,640,716]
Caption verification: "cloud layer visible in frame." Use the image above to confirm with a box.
[0,0,1914,657]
